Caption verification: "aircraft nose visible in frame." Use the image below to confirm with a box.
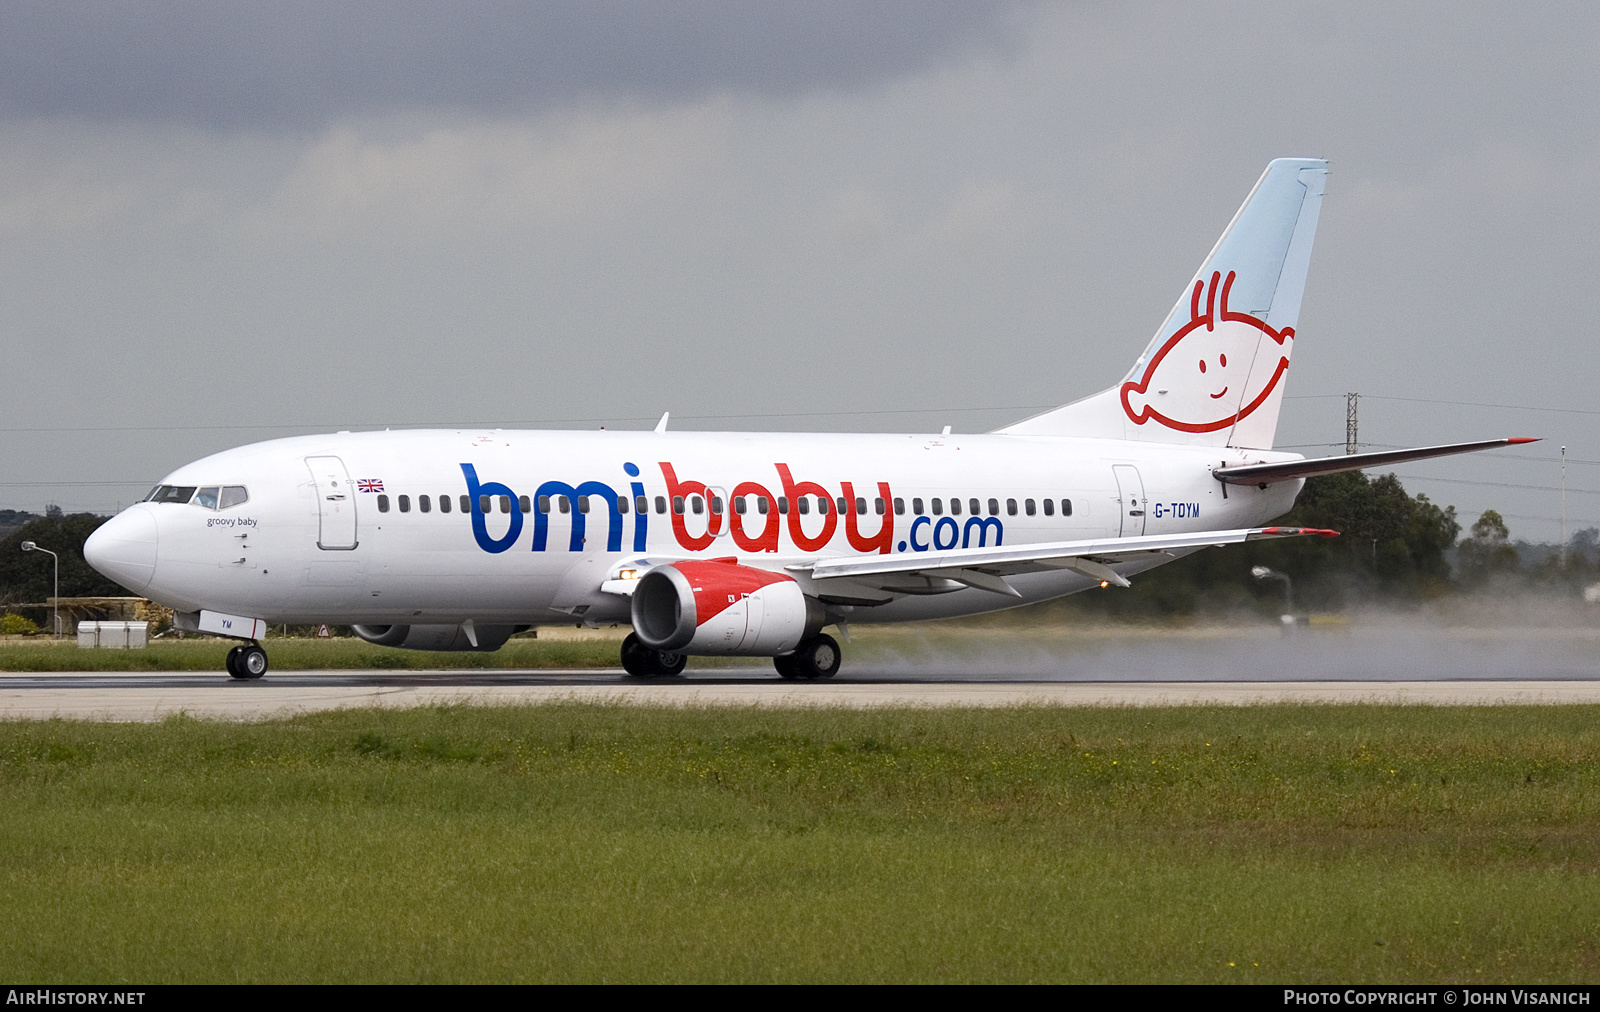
[84,505,159,593]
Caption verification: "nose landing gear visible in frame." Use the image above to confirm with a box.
[225,643,269,680]
[620,632,687,678]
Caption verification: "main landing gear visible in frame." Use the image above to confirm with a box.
[773,634,841,681]
[620,632,688,678]
[225,642,269,680]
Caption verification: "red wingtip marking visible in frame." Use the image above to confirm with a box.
[1507,437,1540,444]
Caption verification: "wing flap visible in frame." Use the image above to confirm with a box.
[800,526,1337,592]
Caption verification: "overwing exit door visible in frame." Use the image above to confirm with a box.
[306,456,359,550]
[1113,464,1146,537]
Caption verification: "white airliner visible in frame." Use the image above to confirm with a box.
[84,158,1530,680]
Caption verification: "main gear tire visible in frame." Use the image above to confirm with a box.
[792,634,841,680]
[621,633,658,677]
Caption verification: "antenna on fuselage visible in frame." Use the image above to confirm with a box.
[654,412,670,433]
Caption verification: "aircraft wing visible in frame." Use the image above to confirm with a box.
[795,526,1337,598]
[1214,438,1537,486]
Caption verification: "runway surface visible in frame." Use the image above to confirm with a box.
[6,626,1600,720]
[3,670,1600,721]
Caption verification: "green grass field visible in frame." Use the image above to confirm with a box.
[1,703,1597,983]
[0,633,629,671]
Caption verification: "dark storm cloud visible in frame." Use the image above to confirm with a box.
[0,1,1032,128]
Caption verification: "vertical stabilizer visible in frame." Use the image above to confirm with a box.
[1000,158,1326,448]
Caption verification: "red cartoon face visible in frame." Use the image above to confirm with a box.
[1120,270,1293,433]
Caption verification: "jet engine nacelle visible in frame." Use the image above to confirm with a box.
[632,560,824,655]
[350,623,517,652]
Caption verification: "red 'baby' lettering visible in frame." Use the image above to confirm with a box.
[730,481,780,553]
[775,464,836,552]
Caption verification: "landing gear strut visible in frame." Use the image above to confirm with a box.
[226,642,269,680]
[620,632,687,678]
[774,633,841,680]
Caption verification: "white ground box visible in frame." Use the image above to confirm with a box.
[77,621,149,649]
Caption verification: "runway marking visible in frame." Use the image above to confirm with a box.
[2,673,1600,721]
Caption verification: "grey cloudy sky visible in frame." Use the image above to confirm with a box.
[2,1,1597,542]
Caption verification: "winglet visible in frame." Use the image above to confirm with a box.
[654,412,670,433]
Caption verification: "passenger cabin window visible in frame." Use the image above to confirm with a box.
[538,496,551,514]
[1043,499,1054,516]
[835,497,848,515]
[971,498,982,516]
[635,496,648,514]
[988,498,998,516]
[617,496,629,514]
[1025,498,1036,516]
[460,495,470,513]
[893,498,905,515]
[439,494,451,513]
[778,497,789,514]
[931,498,941,515]
[950,498,961,516]
[193,486,220,509]
[558,496,570,514]
[519,495,531,514]
[672,496,684,515]
[757,497,769,514]
[798,496,810,515]
[419,494,431,513]
[398,494,411,513]
[579,496,591,514]
[1007,498,1018,516]
[709,496,722,515]
[219,486,249,510]
[1062,499,1073,517]
[377,495,390,512]
[690,496,703,515]
[912,498,923,515]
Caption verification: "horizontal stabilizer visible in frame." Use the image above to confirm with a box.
[1213,438,1538,486]
[797,526,1337,596]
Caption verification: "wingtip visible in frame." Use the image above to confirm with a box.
[1507,437,1540,444]
[1257,526,1340,538]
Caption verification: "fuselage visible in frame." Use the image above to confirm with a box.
[87,428,1302,627]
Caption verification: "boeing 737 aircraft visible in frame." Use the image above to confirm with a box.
[83,158,1531,680]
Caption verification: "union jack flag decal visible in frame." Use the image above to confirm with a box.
[357,479,384,493]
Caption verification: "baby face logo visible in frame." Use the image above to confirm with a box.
[1121,270,1293,433]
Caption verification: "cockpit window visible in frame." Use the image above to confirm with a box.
[218,486,249,509]
[193,486,220,509]
[149,485,197,504]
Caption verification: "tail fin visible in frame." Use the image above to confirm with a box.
[1000,158,1327,448]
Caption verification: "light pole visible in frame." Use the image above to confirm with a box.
[1251,565,1295,628]
[20,541,59,638]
